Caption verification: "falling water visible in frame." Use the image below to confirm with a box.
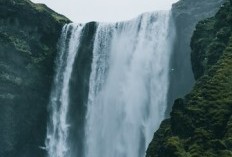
[45,23,84,157]
[46,10,175,157]
[85,11,175,157]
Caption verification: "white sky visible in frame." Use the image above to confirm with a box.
[31,0,179,23]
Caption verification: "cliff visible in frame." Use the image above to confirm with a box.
[0,0,70,156]
[167,0,225,114]
[146,1,232,157]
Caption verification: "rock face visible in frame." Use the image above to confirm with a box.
[0,0,69,156]
[167,0,225,114]
[146,1,232,157]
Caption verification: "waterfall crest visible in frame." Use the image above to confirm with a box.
[46,10,175,157]
[45,23,84,157]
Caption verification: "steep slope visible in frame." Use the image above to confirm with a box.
[0,0,70,156]
[146,1,232,157]
[167,0,225,114]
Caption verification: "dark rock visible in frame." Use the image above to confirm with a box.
[0,0,70,156]
[68,22,98,157]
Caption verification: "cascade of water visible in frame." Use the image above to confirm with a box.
[45,23,84,157]
[46,10,175,157]
[85,11,175,157]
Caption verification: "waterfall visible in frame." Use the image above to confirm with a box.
[45,23,84,157]
[45,10,175,157]
[85,11,175,157]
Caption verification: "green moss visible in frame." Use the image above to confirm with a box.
[31,3,69,23]
[9,36,31,55]
[166,137,190,157]
[0,72,22,86]
[0,0,71,156]
[191,1,232,80]
[146,2,232,157]
[31,56,46,64]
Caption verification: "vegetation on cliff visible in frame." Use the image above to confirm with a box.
[0,0,69,156]
[167,0,224,115]
[146,1,232,157]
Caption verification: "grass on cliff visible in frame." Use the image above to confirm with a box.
[0,0,70,23]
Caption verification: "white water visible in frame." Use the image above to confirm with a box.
[46,10,175,157]
[85,11,175,157]
[45,23,84,157]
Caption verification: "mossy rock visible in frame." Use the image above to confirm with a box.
[0,0,70,156]
[146,1,232,157]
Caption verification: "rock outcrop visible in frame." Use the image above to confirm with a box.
[167,0,225,114]
[147,1,232,156]
[0,0,69,156]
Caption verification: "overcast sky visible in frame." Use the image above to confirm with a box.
[31,0,179,23]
